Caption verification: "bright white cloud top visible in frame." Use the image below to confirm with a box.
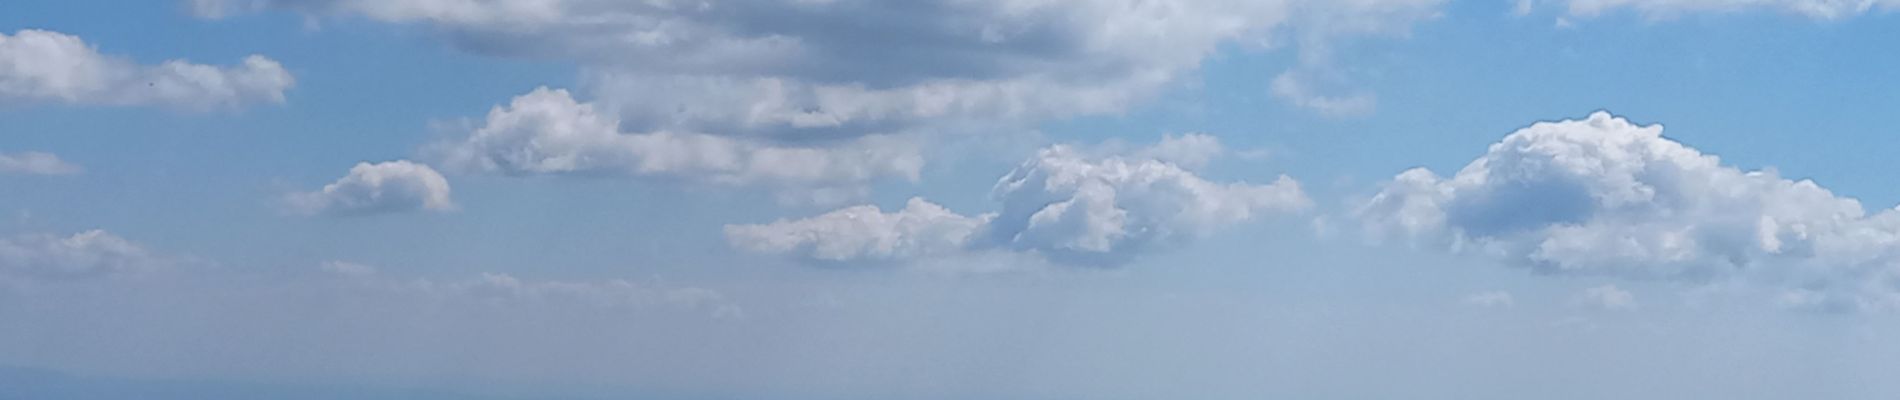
[0,29,292,110]
[1358,111,1900,311]
[729,134,1310,267]
[289,160,456,216]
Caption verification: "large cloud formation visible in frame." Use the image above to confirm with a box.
[194,0,1442,195]
[1357,111,1900,311]
[288,160,457,216]
[727,134,1310,267]
[0,29,292,110]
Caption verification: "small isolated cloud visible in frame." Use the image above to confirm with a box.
[1463,290,1517,308]
[288,160,455,216]
[1356,111,1900,311]
[319,260,378,278]
[727,135,1310,268]
[1574,285,1638,310]
[1270,70,1377,118]
[0,230,161,281]
[0,29,292,111]
[0,151,81,175]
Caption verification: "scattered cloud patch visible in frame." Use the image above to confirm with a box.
[1574,284,1638,310]
[0,230,161,281]
[0,29,292,110]
[728,135,1310,268]
[288,160,456,216]
[432,87,923,204]
[1357,111,1900,311]
[1463,290,1517,308]
[0,151,81,175]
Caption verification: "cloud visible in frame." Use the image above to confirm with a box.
[727,135,1310,268]
[193,0,1445,139]
[0,230,160,281]
[321,266,743,319]
[1356,111,1900,311]
[725,198,990,263]
[1270,70,1377,117]
[1574,285,1638,310]
[288,160,456,216]
[431,86,923,204]
[0,151,81,175]
[1561,0,1900,19]
[0,29,292,111]
[1462,290,1516,308]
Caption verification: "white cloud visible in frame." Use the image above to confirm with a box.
[728,135,1310,267]
[432,86,923,203]
[0,29,293,110]
[0,230,160,281]
[1270,70,1377,117]
[1574,284,1638,310]
[1563,0,1900,19]
[1463,290,1517,308]
[1356,111,1900,311]
[0,151,81,175]
[289,160,456,216]
[725,198,990,263]
[192,0,1446,139]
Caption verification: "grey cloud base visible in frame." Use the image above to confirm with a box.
[1357,111,1900,311]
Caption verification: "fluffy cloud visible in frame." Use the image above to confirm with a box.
[728,135,1310,267]
[0,29,292,110]
[432,87,923,203]
[0,151,81,175]
[1559,0,1899,19]
[193,0,1443,155]
[1356,111,1900,311]
[0,230,160,281]
[289,160,456,216]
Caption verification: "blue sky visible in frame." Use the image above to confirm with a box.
[4,0,1900,398]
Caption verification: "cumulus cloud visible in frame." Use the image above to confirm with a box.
[0,230,160,281]
[0,29,293,110]
[1561,0,1899,19]
[0,151,81,175]
[431,86,923,203]
[727,135,1310,267]
[192,0,1444,147]
[1356,111,1900,311]
[289,160,456,216]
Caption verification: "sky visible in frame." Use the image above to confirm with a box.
[4,0,1900,398]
